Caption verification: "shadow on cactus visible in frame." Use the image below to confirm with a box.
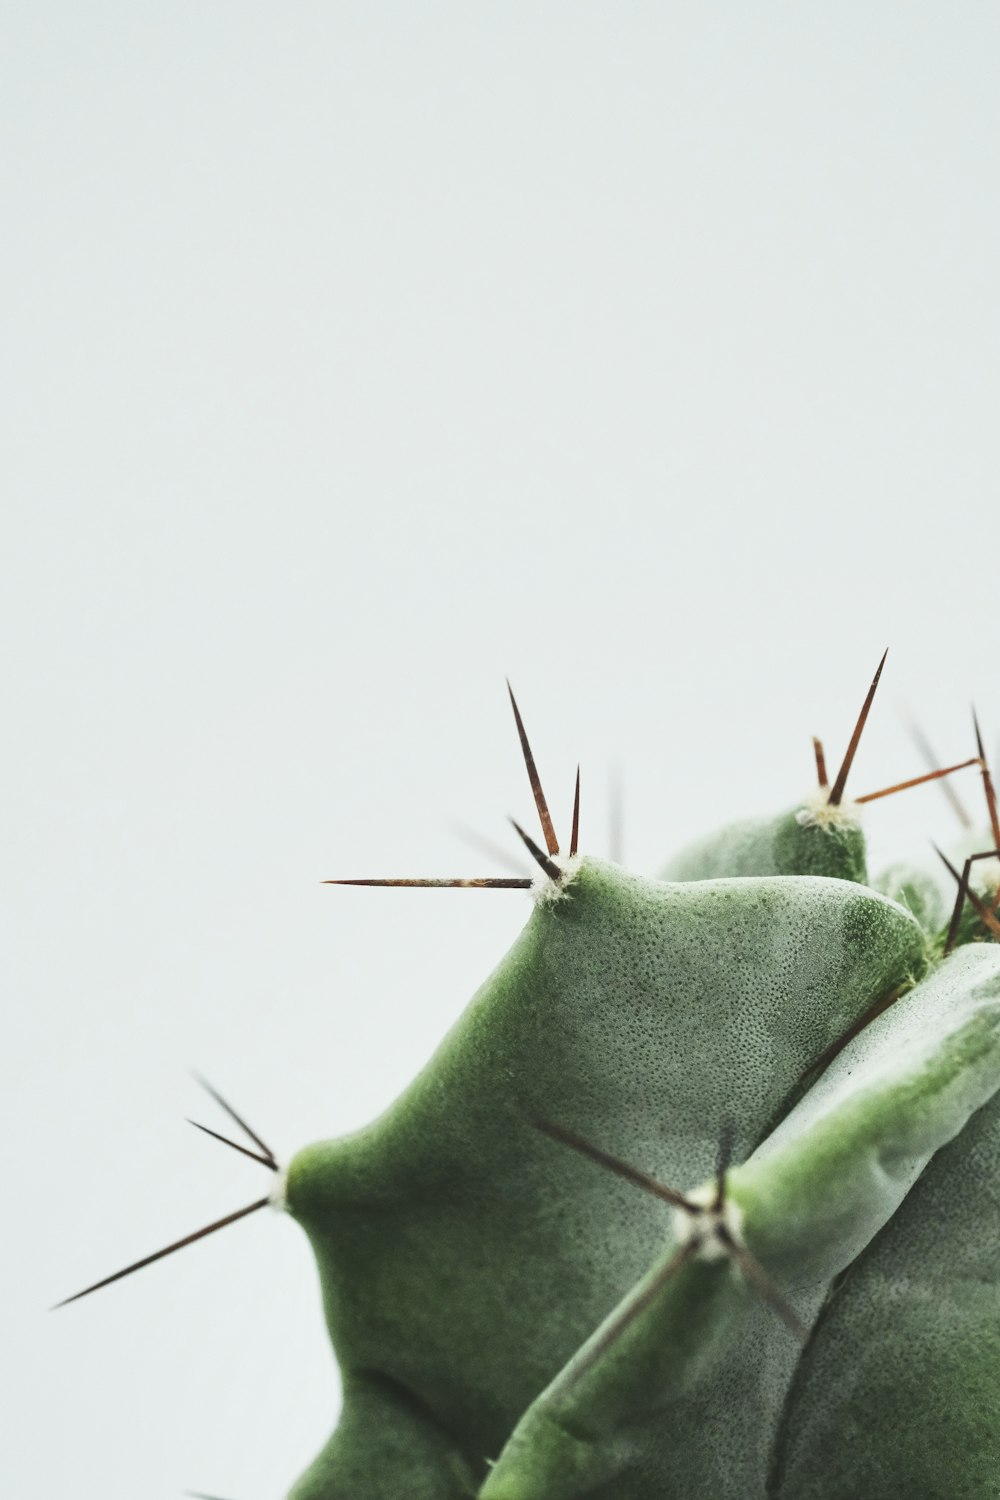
[58,657,1000,1498]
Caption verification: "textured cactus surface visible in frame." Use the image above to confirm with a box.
[62,663,1000,1498]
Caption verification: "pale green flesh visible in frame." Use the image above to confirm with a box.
[769,1073,1000,1497]
[286,1374,478,1499]
[873,860,949,939]
[661,807,867,885]
[872,829,1000,952]
[480,945,1000,1500]
[283,859,924,1495]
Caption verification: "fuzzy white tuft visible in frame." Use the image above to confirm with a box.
[530,853,583,906]
[795,788,861,830]
[671,1181,745,1261]
[972,856,1000,897]
[268,1164,289,1213]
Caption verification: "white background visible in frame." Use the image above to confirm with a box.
[5,5,1000,1496]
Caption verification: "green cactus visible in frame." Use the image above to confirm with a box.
[59,659,1000,1498]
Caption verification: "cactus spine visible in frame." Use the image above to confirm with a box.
[61,659,1000,1498]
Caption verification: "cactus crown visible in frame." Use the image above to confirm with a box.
[60,655,1000,1498]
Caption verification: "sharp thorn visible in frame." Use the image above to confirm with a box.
[855,757,980,805]
[827,648,888,805]
[960,876,1000,941]
[52,1197,271,1308]
[570,766,581,858]
[713,1121,736,1210]
[972,707,1000,859]
[451,823,531,875]
[561,1240,698,1389]
[323,877,533,889]
[509,819,563,882]
[506,680,560,855]
[718,1229,809,1342]
[192,1075,277,1167]
[935,844,969,955]
[973,706,988,762]
[936,844,1000,949]
[187,1120,278,1172]
[795,983,908,1093]
[812,737,828,790]
[531,1117,699,1212]
[901,709,973,827]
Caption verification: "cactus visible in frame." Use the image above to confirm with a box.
[59,659,1000,1498]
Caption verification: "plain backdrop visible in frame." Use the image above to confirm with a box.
[4,5,1000,1496]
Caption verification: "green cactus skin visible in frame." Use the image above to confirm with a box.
[286,1374,479,1499]
[660,802,868,885]
[872,860,949,938]
[770,1056,1000,1498]
[282,859,925,1494]
[481,944,1000,1498]
[59,673,1000,1498]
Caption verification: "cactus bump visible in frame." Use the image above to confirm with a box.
[59,656,1000,1498]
